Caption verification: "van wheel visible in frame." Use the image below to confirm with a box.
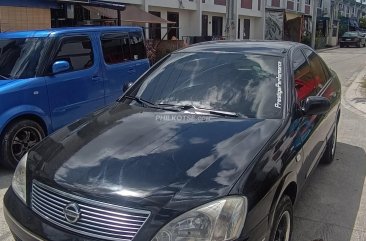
[320,124,337,164]
[0,120,45,169]
[269,196,293,241]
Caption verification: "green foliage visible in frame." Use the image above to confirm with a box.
[301,34,311,46]
[360,18,366,29]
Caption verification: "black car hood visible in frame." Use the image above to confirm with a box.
[29,104,282,211]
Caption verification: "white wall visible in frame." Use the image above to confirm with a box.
[108,0,266,40]
[202,0,227,13]
[149,0,198,10]
[149,6,200,39]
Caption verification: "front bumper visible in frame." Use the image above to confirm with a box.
[340,40,359,45]
[4,186,268,241]
[4,205,44,241]
[3,187,101,241]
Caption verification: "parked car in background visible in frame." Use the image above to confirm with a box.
[340,31,366,47]
[0,26,149,168]
[4,41,341,241]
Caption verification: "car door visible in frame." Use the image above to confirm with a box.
[45,34,105,130]
[100,32,138,104]
[303,48,340,147]
[292,48,327,188]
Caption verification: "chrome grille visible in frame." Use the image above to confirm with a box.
[31,180,150,241]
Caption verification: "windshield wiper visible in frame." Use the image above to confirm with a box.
[158,103,240,117]
[0,74,10,80]
[124,95,156,107]
[123,96,180,112]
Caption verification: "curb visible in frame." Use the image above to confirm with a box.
[316,46,340,53]
[343,63,366,118]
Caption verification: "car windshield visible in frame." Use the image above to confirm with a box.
[343,32,358,37]
[0,38,46,80]
[133,52,284,119]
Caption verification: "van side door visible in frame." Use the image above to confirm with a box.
[45,34,105,130]
[100,32,138,103]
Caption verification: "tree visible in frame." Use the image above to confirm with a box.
[360,17,366,29]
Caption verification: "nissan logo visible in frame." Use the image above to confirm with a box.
[63,202,81,223]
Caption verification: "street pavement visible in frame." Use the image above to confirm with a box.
[0,47,366,241]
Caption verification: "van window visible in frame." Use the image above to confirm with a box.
[54,36,94,72]
[129,31,147,60]
[0,38,46,79]
[101,33,131,64]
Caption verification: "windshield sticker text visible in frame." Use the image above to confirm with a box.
[275,61,283,109]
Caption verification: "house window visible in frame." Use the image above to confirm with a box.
[214,0,226,5]
[287,0,294,10]
[149,11,161,40]
[272,0,280,7]
[241,0,253,9]
[305,5,310,14]
[296,0,301,11]
[167,12,179,40]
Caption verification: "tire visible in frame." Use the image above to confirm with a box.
[0,119,45,169]
[340,44,344,48]
[357,42,362,48]
[269,195,293,241]
[320,123,338,164]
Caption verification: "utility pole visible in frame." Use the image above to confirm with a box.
[225,0,237,40]
[311,0,318,48]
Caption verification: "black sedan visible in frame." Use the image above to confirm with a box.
[4,41,341,241]
[339,31,366,48]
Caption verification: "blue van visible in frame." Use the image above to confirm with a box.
[0,26,150,168]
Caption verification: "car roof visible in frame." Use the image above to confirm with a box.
[0,26,142,39]
[178,40,303,56]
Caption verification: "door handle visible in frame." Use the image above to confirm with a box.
[92,76,103,82]
[128,68,136,74]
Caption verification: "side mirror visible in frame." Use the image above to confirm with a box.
[123,82,134,92]
[52,60,70,75]
[301,96,331,116]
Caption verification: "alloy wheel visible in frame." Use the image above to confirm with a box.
[11,126,42,161]
[274,211,291,241]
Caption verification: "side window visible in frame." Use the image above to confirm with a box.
[129,31,147,60]
[293,49,317,101]
[303,49,328,89]
[54,36,93,72]
[101,33,130,64]
[320,59,331,82]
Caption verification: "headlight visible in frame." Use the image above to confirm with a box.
[152,196,247,241]
[12,152,28,204]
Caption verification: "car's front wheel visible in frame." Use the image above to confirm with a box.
[269,195,293,241]
[0,119,45,169]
